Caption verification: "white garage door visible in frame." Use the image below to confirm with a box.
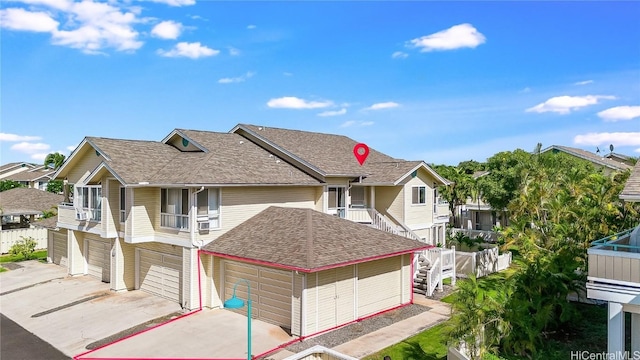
[223,261,292,329]
[357,257,402,317]
[137,250,182,303]
[86,238,111,282]
[52,232,67,267]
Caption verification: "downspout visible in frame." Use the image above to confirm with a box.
[192,186,205,248]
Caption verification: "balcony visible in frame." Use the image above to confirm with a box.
[587,227,640,303]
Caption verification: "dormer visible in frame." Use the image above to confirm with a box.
[162,129,208,153]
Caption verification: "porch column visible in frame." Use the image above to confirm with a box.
[370,186,375,210]
[632,312,640,353]
[608,302,625,357]
[68,230,85,276]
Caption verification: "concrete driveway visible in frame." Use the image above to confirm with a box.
[0,261,181,357]
[82,310,294,359]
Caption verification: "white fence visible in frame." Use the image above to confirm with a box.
[1,227,48,254]
[451,228,498,243]
[455,246,512,278]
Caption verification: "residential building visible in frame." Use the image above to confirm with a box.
[0,162,55,190]
[587,161,640,356]
[540,145,632,174]
[49,124,449,336]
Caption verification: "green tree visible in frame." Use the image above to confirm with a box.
[433,164,474,227]
[43,152,66,170]
[0,180,25,192]
[46,179,64,194]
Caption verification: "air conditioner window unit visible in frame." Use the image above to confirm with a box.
[198,221,210,231]
[76,211,88,220]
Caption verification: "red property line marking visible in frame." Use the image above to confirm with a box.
[76,249,414,360]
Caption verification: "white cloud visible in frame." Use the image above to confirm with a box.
[158,42,219,59]
[574,132,640,147]
[247,24,256,29]
[317,108,347,117]
[31,153,49,161]
[151,20,182,39]
[148,0,195,6]
[267,96,333,109]
[519,87,531,93]
[229,47,240,56]
[635,148,640,154]
[17,0,72,11]
[10,142,51,154]
[408,23,486,52]
[526,95,616,114]
[597,106,640,122]
[0,133,42,142]
[574,80,593,86]
[364,102,400,111]
[66,145,78,152]
[340,120,374,128]
[0,8,59,32]
[392,51,408,59]
[218,71,255,84]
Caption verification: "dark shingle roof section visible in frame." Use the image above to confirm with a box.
[236,124,403,176]
[86,133,320,185]
[0,188,64,216]
[203,206,431,272]
[33,215,59,229]
[541,145,632,171]
[5,167,54,182]
[620,161,640,201]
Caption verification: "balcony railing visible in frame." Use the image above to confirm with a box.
[590,228,637,252]
[588,227,640,286]
[161,213,189,230]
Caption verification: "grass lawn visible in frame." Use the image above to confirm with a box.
[0,249,47,263]
[363,322,449,360]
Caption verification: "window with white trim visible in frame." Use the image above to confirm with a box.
[119,187,126,223]
[75,185,102,221]
[411,186,426,205]
[161,188,189,230]
[196,188,220,229]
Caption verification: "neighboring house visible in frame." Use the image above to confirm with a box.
[49,124,448,336]
[0,187,63,253]
[0,162,55,190]
[605,152,636,167]
[540,145,632,174]
[457,170,508,234]
[586,161,640,355]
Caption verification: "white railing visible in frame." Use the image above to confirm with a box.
[345,208,373,223]
[455,247,512,278]
[383,211,424,242]
[1,228,48,253]
[427,257,442,296]
[371,210,400,235]
[161,213,189,230]
[451,228,498,243]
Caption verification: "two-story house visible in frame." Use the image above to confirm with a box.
[0,162,54,190]
[587,160,639,357]
[49,124,449,337]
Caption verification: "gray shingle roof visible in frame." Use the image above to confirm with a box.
[0,188,64,216]
[83,133,320,185]
[4,167,54,182]
[620,161,640,201]
[202,206,431,272]
[33,215,59,230]
[541,145,632,171]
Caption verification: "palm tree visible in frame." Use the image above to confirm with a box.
[44,152,66,170]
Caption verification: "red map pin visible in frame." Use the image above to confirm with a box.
[353,143,370,166]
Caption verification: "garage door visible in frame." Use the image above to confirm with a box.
[86,238,111,282]
[137,250,182,303]
[52,231,67,267]
[224,261,292,329]
[357,257,402,317]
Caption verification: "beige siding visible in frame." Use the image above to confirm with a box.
[200,187,316,243]
[375,186,404,223]
[136,242,183,256]
[335,266,355,324]
[125,188,133,238]
[305,273,318,335]
[317,270,337,331]
[314,187,324,212]
[104,179,120,235]
[66,147,104,184]
[200,254,212,308]
[223,261,293,329]
[292,272,304,336]
[52,230,68,267]
[182,247,200,310]
[132,188,158,238]
[589,253,640,284]
[113,238,136,291]
[403,173,432,227]
[137,248,182,303]
[357,257,402,317]
[212,256,222,308]
[402,254,411,303]
[68,230,85,275]
[85,235,111,282]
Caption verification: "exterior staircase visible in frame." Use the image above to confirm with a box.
[413,248,456,297]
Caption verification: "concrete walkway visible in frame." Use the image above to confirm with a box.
[270,297,451,359]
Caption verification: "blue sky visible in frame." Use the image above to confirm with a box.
[1,1,639,166]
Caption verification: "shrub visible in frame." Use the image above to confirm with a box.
[9,236,38,260]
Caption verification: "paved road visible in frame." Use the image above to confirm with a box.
[1,313,69,360]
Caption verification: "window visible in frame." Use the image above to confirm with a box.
[161,188,189,230]
[412,186,426,205]
[328,187,346,218]
[119,187,126,223]
[75,185,102,221]
[197,188,220,229]
[349,187,365,208]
